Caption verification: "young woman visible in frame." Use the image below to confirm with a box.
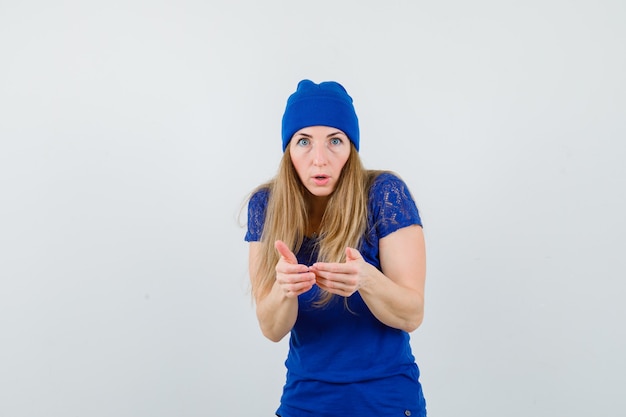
[245,79,427,417]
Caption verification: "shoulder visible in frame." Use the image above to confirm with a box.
[245,186,271,242]
[249,186,270,207]
[366,171,422,234]
[368,171,414,201]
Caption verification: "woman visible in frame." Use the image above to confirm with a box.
[245,79,427,417]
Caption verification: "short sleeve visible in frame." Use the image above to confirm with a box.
[244,188,270,242]
[368,173,422,239]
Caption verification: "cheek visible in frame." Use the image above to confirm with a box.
[290,156,308,180]
[336,154,350,171]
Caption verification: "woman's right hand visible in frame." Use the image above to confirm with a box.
[274,240,316,298]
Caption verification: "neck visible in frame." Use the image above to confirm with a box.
[307,195,328,236]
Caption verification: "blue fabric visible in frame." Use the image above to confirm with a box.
[281,79,360,152]
[245,173,426,417]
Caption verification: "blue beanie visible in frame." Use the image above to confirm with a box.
[281,79,360,152]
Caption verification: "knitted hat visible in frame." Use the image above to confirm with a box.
[281,79,360,152]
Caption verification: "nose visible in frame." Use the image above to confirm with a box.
[312,144,328,166]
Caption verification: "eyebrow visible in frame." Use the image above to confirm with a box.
[295,131,344,138]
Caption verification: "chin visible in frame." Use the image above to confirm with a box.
[306,188,334,198]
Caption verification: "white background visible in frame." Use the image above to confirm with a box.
[1,1,625,416]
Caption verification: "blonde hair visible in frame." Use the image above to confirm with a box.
[249,145,381,306]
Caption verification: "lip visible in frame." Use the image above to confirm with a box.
[312,174,330,186]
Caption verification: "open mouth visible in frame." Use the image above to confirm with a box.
[312,175,330,186]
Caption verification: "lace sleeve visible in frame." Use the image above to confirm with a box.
[244,188,270,242]
[368,173,422,239]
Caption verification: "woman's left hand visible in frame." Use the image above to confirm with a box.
[309,247,371,297]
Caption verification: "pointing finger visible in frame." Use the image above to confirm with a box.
[275,240,298,264]
[345,247,362,262]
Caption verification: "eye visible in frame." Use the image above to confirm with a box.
[296,138,310,146]
[329,137,343,146]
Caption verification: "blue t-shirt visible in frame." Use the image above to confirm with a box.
[246,173,426,417]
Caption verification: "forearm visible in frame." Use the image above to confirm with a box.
[256,280,298,342]
[358,266,424,332]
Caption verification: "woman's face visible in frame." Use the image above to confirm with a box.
[289,125,351,198]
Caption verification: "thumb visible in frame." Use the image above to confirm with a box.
[275,240,298,264]
[345,247,363,262]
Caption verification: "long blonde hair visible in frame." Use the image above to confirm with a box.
[249,145,379,306]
